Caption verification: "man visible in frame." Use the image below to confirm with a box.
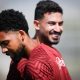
[0,9,39,80]
[33,0,63,46]
[33,0,71,80]
[0,9,70,80]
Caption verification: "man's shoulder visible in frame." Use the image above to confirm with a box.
[30,43,62,58]
[41,43,62,57]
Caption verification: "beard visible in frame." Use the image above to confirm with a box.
[40,29,62,46]
[41,34,58,46]
[6,44,26,63]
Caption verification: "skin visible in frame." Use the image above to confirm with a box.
[34,12,63,46]
[0,31,22,54]
[0,30,38,62]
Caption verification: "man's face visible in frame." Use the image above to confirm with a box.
[0,31,25,62]
[36,12,63,45]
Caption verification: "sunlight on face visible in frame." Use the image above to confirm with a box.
[39,12,63,45]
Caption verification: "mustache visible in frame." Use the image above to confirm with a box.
[49,29,62,35]
[6,51,10,56]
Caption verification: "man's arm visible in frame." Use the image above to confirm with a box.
[25,60,54,80]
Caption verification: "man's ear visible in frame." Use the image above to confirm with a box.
[34,20,40,30]
[18,30,25,41]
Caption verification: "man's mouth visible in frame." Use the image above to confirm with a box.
[49,29,62,36]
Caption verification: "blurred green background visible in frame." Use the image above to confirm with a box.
[0,0,80,80]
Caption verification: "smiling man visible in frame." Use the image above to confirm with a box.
[33,0,71,80]
[34,0,63,46]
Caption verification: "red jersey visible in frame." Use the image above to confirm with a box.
[7,43,71,80]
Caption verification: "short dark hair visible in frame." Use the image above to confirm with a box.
[0,9,29,34]
[34,0,63,20]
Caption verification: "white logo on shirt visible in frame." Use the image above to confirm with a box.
[56,57,65,69]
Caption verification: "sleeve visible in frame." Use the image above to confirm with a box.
[25,60,54,80]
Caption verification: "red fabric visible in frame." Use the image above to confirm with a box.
[7,43,71,80]
[26,43,71,80]
[6,58,28,80]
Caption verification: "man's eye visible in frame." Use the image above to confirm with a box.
[1,41,9,46]
[48,22,56,26]
[59,21,63,26]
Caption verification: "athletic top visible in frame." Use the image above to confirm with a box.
[7,43,71,80]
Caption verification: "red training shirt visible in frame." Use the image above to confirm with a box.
[7,43,71,80]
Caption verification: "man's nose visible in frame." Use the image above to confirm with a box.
[54,24,61,32]
[1,47,8,54]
